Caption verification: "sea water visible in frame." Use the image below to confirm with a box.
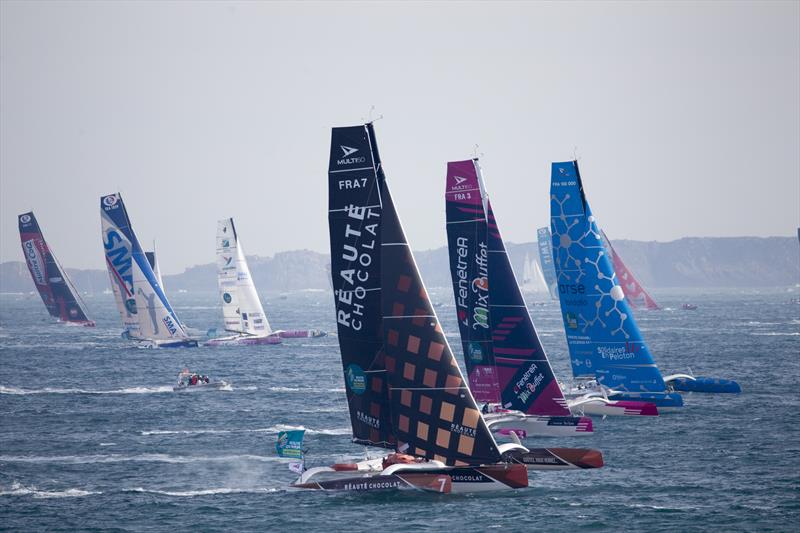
[1,288,798,531]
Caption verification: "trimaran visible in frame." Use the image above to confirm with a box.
[206,217,325,345]
[292,123,602,494]
[444,158,606,435]
[101,193,198,348]
[549,160,740,410]
[18,212,95,327]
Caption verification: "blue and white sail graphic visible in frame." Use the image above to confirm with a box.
[100,193,189,342]
[549,162,675,400]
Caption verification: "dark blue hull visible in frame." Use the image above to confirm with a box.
[672,377,741,393]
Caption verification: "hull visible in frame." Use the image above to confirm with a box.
[277,329,326,339]
[173,380,230,392]
[205,334,281,346]
[503,447,604,470]
[574,399,659,417]
[611,391,683,411]
[671,376,741,394]
[486,413,593,437]
[294,463,528,494]
[142,339,199,349]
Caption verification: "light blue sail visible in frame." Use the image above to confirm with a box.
[549,161,681,408]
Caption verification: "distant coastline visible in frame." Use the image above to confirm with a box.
[1,236,798,294]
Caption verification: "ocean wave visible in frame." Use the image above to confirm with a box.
[266,386,345,393]
[0,453,281,464]
[141,424,350,437]
[123,486,280,497]
[0,385,174,395]
[0,481,100,499]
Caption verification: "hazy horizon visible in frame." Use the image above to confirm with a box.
[2,1,798,275]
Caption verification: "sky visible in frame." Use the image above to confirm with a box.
[1,1,798,274]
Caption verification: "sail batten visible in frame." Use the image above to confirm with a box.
[18,212,93,325]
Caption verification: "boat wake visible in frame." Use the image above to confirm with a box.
[0,385,173,395]
[0,453,282,464]
[123,486,281,497]
[0,481,100,499]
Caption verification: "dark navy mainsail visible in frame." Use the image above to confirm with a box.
[445,160,570,417]
[328,125,500,466]
[18,212,94,326]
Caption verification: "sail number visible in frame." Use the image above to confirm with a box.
[453,192,472,200]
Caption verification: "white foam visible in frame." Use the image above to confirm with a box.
[751,332,799,336]
[0,453,281,464]
[0,482,100,499]
[0,385,173,395]
[124,486,280,497]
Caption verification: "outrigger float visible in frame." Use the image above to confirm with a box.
[291,123,603,494]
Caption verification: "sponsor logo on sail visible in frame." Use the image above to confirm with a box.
[341,145,358,157]
[222,293,232,304]
[454,175,467,185]
[102,195,118,207]
[162,315,179,336]
[19,214,32,224]
[346,363,367,395]
[23,240,46,285]
[103,230,134,295]
[566,312,578,329]
[125,298,137,315]
[336,145,366,166]
[221,239,230,248]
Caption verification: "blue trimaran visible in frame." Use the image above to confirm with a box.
[549,160,740,410]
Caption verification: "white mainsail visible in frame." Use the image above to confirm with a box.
[217,218,271,336]
[521,253,548,293]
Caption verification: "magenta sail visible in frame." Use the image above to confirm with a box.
[444,160,570,418]
[600,231,660,310]
[18,212,95,326]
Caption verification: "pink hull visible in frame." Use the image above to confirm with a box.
[205,335,282,346]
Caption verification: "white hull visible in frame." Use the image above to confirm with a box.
[484,412,593,437]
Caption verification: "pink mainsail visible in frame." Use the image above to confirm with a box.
[601,231,660,310]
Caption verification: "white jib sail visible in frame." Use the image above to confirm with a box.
[217,218,272,336]
[132,252,188,341]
